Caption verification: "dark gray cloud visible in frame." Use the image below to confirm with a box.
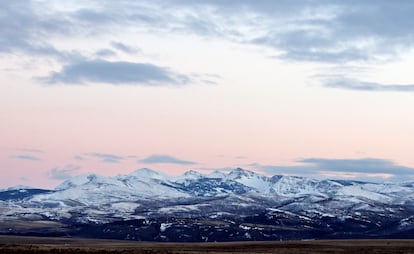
[139,154,197,165]
[49,165,80,180]
[323,76,414,92]
[253,158,414,182]
[42,59,190,86]
[86,153,124,163]
[14,155,41,161]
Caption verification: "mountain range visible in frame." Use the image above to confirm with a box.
[1,168,414,241]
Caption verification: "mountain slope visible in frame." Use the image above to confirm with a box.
[2,168,414,241]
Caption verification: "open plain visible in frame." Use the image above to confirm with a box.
[1,235,414,254]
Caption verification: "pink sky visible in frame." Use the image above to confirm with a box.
[2,1,414,188]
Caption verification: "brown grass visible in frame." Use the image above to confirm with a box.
[1,235,414,253]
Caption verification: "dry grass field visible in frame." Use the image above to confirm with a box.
[1,235,414,254]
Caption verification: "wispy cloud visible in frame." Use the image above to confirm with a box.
[94,49,117,58]
[86,153,124,163]
[41,59,190,86]
[139,154,197,165]
[202,1,414,63]
[111,41,140,54]
[73,155,84,161]
[49,165,80,180]
[322,76,414,92]
[252,158,414,182]
[299,158,414,176]
[6,1,414,65]
[119,0,414,63]
[5,0,414,91]
[14,155,42,161]
[0,1,75,60]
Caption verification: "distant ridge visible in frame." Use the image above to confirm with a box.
[1,168,414,241]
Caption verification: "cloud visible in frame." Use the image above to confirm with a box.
[0,1,74,59]
[73,155,84,161]
[49,165,80,180]
[4,0,414,93]
[0,2,187,82]
[41,59,190,85]
[14,155,41,161]
[175,0,414,63]
[0,1,165,60]
[322,76,414,92]
[253,158,414,182]
[94,49,117,57]
[86,153,124,163]
[4,1,414,65]
[249,163,316,177]
[139,154,197,165]
[299,158,414,175]
[111,41,140,54]
[197,1,414,62]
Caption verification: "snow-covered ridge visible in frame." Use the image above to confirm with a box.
[7,185,35,191]
[20,168,414,207]
[3,167,414,232]
[127,168,167,180]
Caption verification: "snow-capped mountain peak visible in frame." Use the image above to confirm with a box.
[208,170,227,179]
[128,168,166,180]
[183,170,204,178]
[227,168,263,179]
[226,168,273,193]
[55,173,103,190]
[7,185,34,191]
[176,170,205,181]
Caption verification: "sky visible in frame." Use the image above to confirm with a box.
[2,0,414,188]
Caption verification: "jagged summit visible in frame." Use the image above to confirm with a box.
[227,168,259,178]
[177,170,205,180]
[226,168,274,193]
[55,173,108,190]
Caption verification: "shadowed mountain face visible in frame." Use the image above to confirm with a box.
[2,168,414,241]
